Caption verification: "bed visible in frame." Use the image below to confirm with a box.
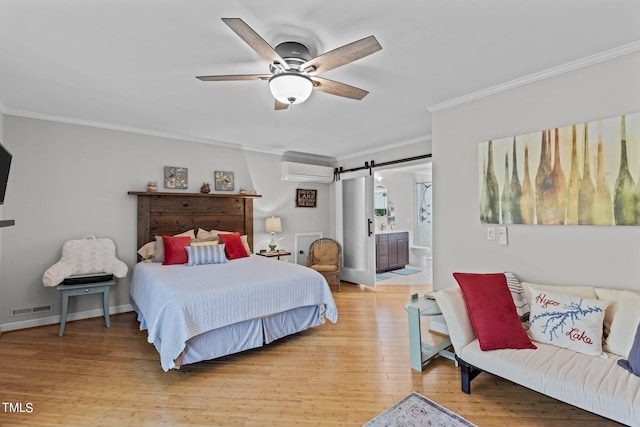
[128,191,338,371]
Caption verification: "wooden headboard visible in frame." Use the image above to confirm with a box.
[128,191,262,252]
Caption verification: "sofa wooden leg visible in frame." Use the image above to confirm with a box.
[456,356,482,394]
[461,363,473,394]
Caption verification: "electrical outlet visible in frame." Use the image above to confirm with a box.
[498,226,508,245]
[487,227,496,240]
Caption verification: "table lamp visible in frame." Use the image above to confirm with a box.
[265,216,282,252]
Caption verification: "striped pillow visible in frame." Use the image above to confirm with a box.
[185,244,227,266]
[505,271,530,322]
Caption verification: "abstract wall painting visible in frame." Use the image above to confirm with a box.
[479,112,640,225]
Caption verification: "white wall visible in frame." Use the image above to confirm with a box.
[433,51,640,291]
[0,116,331,330]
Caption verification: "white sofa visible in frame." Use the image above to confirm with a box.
[435,282,640,426]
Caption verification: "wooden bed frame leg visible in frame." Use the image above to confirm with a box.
[456,355,482,394]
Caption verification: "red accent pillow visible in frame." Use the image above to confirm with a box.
[218,232,249,260]
[162,236,191,265]
[453,272,536,351]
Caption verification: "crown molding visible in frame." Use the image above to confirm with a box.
[4,108,284,155]
[5,106,424,159]
[427,40,640,113]
[337,134,432,162]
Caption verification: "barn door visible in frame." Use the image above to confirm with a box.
[335,171,375,287]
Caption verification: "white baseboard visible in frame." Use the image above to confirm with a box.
[0,304,134,333]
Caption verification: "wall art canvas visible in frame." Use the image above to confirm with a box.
[296,189,317,207]
[214,171,234,191]
[479,111,640,225]
[164,166,188,189]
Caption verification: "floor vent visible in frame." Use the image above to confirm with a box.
[11,305,53,317]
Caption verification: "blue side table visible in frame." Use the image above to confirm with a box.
[405,295,455,371]
[56,280,115,337]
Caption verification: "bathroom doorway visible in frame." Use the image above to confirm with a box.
[374,161,433,285]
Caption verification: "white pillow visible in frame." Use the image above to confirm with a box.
[522,282,597,308]
[594,288,622,337]
[42,236,128,287]
[190,240,219,247]
[197,228,216,239]
[528,286,610,357]
[605,290,640,357]
[137,241,155,261]
[240,235,251,255]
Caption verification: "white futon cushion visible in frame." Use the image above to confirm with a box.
[458,339,640,426]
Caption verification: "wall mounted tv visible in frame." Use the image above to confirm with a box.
[0,141,12,205]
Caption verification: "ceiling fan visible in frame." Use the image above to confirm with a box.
[196,18,382,110]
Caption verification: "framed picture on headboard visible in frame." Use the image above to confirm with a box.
[296,189,317,208]
[214,171,235,191]
[164,166,188,189]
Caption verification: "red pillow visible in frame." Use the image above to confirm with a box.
[162,236,191,265]
[453,272,536,351]
[218,232,249,260]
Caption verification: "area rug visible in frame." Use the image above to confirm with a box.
[390,268,421,275]
[363,392,476,427]
[376,274,391,281]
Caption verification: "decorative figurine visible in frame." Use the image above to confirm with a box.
[200,182,211,194]
[147,181,157,192]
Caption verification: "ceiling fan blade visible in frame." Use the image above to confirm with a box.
[274,100,289,110]
[222,18,290,70]
[311,77,369,100]
[301,35,382,75]
[196,74,271,81]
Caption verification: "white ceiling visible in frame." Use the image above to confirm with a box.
[1,1,639,160]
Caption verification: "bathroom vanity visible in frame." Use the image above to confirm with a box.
[375,231,409,273]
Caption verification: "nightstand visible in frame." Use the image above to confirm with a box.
[405,295,456,371]
[256,251,291,260]
[56,280,115,336]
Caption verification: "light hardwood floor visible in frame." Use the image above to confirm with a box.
[0,283,621,427]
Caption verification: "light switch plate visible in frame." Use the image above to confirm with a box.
[487,227,496,240]
[498,226,508,245]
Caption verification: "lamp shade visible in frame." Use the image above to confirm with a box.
[265,217,282,233]
[268,73,313,105]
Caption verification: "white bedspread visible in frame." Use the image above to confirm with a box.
[130,255,338,370]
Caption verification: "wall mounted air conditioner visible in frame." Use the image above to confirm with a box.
[281,161,334,183]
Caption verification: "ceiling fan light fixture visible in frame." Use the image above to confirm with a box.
[268,73,313,105]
